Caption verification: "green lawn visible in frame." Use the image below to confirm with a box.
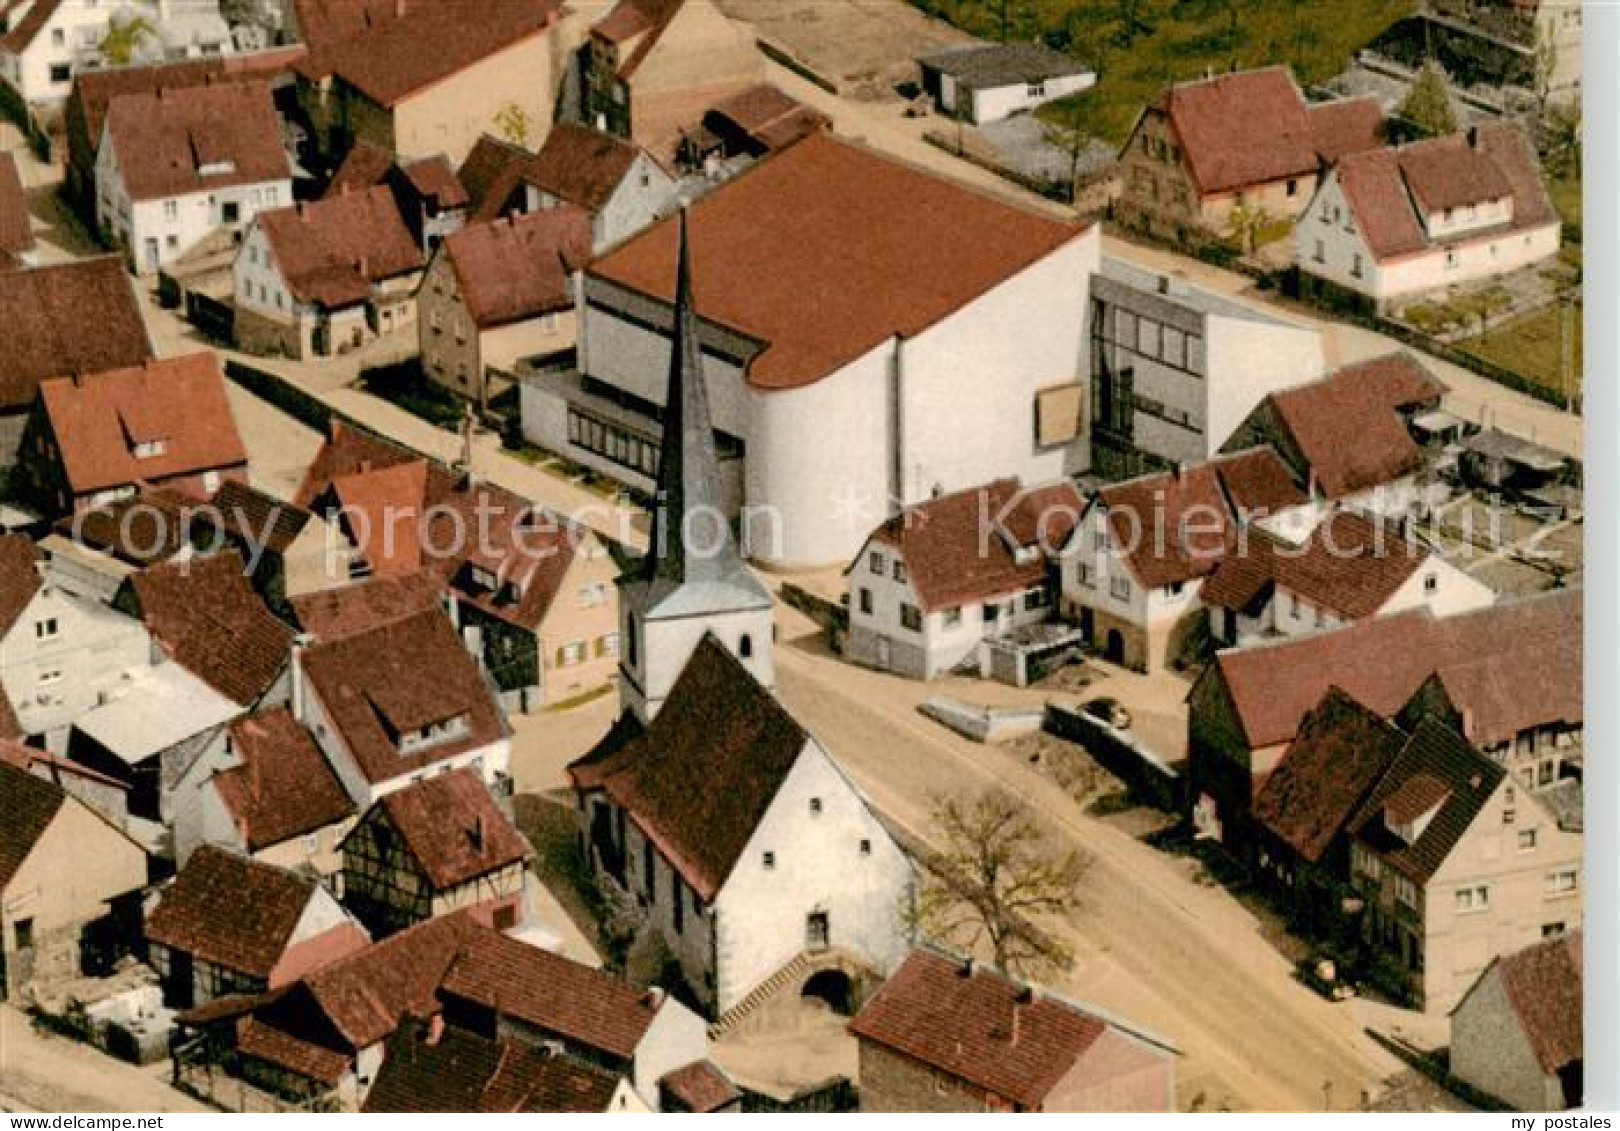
[909,0,1414,146]
[1547,172,1581,230]
[1458,301,1583,406]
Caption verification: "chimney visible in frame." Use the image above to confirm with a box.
[290,632,313,721]
[394,0,406,17]
[644,986,667,1010]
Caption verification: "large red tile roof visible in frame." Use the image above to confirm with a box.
[1335,122,1558,262]
[103,81,289,202]
[528,123,643,213]
[569,634,807,900]
[37,352,246,496]
[291,571,444,641]
[442,208,591,330]
[439,929,664,1060]
[365,768,531,891]
[1096,448,1307,591]
[0,257,152,411]
[364,1020,624,1112]
[128,550,295,707]
[257,187,423,308]
[0,759,67,893]
[590,131,1087,391]
[0,152,34,265]
[0,533,41,638]
[849,948,1171,1108]
[299,608,508,786]
[214,708,356,852]
[865,478,1081,613]
[1205,586,1582,752]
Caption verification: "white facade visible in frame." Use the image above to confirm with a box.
[526,150,677,252]
[529,227,1099,569]
[621,599,773,723]
[934,70,1096,125]
[96,124,290,274]
[1298,169,1561,307]
[1058,503,1202,639]
[232,219,307,326]
[0,0,113,106]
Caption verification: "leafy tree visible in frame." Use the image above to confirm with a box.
[1398,62,1459,139]
[494,102,532,148]
[909,787,1089,978]
[99,15,154,66]
[1225,199,1277,255]
[1543,102,1581,179]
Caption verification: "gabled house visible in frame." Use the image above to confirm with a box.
[1346,717,1582,1013]
[1115,66,1383,243]
[295,606,513,808]
[849,948,1177,1112]
[233,186,424,359]
[340,767,533,938]
[1451,931,1583,1111]
[145,845,369,1009]
[418,207,591,407]
[0,759,147,1001]
[436,926,711,1111]
[292,0,562,167]
[1,0,126,109]
[95,81,291,274]
[1201,509,1495,648]
[675,81,828,173]
[0,256,151,471]
[192,480,343,616]
[846,478,1082,680]
[570,635,913,1018]
[582,0,760,158]
[1297,122,1561,311]
[170,706,356,879]
[0,152,37,270]
[1058,447,1308,672]
[507,122,675,250]
[1188,587,1583,852]
[524,131,1099,569]
[323,142,470,252]
[18,352,248,517]
[917,41,1095,125]
[0,534,152,753]
[1222,352,1448,518]
[0,737,130,826]
[363,1018,644,1113]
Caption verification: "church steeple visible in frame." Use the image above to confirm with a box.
[616,206,774,724]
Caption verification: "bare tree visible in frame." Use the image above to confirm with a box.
[910,787,1089,978]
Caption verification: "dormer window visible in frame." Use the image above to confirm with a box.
[397,712,471,754]
[132,439,167,459]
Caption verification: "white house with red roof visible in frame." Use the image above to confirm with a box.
[846,478,1083,680]
[1058,447,1309,673]
[1296,122,1560,310]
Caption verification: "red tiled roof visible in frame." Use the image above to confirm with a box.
[37,352,246,496]
[866,479,1081,613]
[1097,448,1307,591]
[1251,687,1410,864]
[206,480,313,554]
[443,208,590,330]
[590,132,1087,391]
[146,847,330,978]
[849,949,1167,1108]
[1203,510,1429,621]
[0,759,67,892]
[367,768,530,891]
[1349,717,1503,883]
[1492,932,1583,1075]
[0,533,41,638]
[0,0,63,53]
[292,571,445,641]
[1155,68,1380,197]
[1207,587,1582,752]
[1263,353,1445,499]
[364,1021,623,1112]
[299,608,507,786]
[294,420,451,510]
[703,83,830,153]
[528,123,642,213]
[457,133,539,221]
[0,152,34,263]
[0,738,131,794]
[1336,123,1558,262]
[236,1018,352,1086]
[398,155,467,208]
[330,459,431,576]
[660,1061,739,1112]
[569,635,806,900]
[438,929,660,1060]
[103,82,288,203]
[129,551,294,707]
[300,0,559,107]
[324,139,393,197]
[257,187,423,308]
[214,708,355,852]
[0,258,152,411]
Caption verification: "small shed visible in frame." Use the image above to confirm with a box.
[917,42,1095,125]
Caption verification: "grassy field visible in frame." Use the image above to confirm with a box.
[1458,300,1583,405]
[908,0,1414,145]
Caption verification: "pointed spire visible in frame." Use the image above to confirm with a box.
[645,207,746,587]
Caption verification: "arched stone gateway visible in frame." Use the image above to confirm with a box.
[800,968,854,1015]
[709,947,880,1040]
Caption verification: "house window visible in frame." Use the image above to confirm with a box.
[1445,248,1459,271]
[1110,576,1130,601]
[164,200,179,222]
[671,872,683,933]
[806,911,829,950]
[1503,807,1516,825]
[1312,239,1325,264]
[1078,562,1095,589]
[1393,875,1417,908]
[868,551,883,575]
[1539,760,1556,786]
[1023,588,1049,611]
[1546,870,1578,896]
[35,618,59,641]
[1286,178,1298,197]
[14,918,34,951]
[762,851,776,870]
[37,669,62,687]
[892,560,906,583]
[809,797,822,816]
[49,63,71,84]
[943,607,963,628]
[859,838,872,856]
[1518,829,1537,850]
[1423,574,1438,593]
[738,634,753,659]
[51,28,65,46]
[1027,81,1045,97]
[1350,254,1363,279]
[1454,885,1490,912]
[222,201,239,224]
[858,588,873,615]
[900,603,922,632]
